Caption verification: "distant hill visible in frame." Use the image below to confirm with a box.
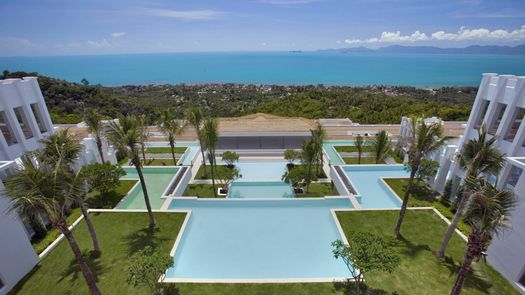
[319,44,525,55]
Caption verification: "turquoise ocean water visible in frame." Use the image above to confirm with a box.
[1,52,525,86]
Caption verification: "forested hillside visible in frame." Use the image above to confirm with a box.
[1,70,475,124]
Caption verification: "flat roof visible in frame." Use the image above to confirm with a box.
[218,113,317,133]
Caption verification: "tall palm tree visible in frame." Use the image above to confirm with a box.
[157,109,185,165]
[450,178,514,295]
[138,114,149,163]
[5,156,102,295]
[355,135,364,164]
[84,109,105,163]
[311,124,325,176]
[39,129,100,253]
[437,124,505,257]
[301,138,318,193]
[394,118,445,238]
[186,108,207,176]
[371,130,391,164]
[108,116,156,227]
[201,117,219,197]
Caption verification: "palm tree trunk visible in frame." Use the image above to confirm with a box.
[306,163,312,193]
[169,139,177,166]
[57,221,101,295]
[450,232,482,295]
[200,147,208,177]
[141,142,147,163]
[79,202,100,254]
[437,190,470,258]
[135,157,156,227]
[358,150,362,164]
[394,168,417,238]
[95,137,105,163]
[210,151,217,197]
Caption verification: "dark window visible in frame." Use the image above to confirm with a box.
[0,111,18,145]
[488,103,507,135]
[30,103,47,133]
[504,107,525,142]
[519,269,525,287]
[505,166,523,189]
[0,276,4,289]
[474,100,490,129]
[13,107,33,139]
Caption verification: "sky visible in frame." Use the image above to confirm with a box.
[0,0,524,56]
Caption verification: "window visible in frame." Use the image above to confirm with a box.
[504,107,525,142]
[504,166,523,189]
[13,107,34,139]
[30,103,47,133]
[474,100,490,129]
[0,111,18,145]
[488,103,507,135]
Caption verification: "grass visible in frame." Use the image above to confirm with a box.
[183,184,224,198]
[390,153,404,163]
[194,165,233,179]
[145,147,187,154]
[15,212,187,295]
[31,208,83,255]
[297,183,337,198]
[334,145,374,153]
[141,158,178,166]
[343,157,384,164]
[335,210,518,295]
[384,178,470,235]
[86,180,137,209]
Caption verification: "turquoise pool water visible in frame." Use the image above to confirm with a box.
[343,165,408,208]
[166,198,353,280]
[116,167,179,209]
[222,160,288,181]
[322,140,355,165]
[228,182,294,198]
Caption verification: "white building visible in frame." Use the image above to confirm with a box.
[414,73,525,293]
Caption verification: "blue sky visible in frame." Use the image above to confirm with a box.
[0,0,524,56]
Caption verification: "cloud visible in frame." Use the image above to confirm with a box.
[257,0,322,4]
[111,32,126,38]
[344,25,525,45]
[0,37,35,49]
[138,8,223,20]
[87,38,112,49]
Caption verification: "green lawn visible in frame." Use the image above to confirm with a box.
[141,158,178,166]
[145,147,187,154]
[183,184,224,198]
[87,180,137,209]
[384,178,470,235]
[336,210,519,295]
[343,157,384,164]
[15,212,187,295]
[194,165,232,179]
[31,208,83,254]
[334,145,374,153]
[297,183,337,198]
[289,164,327,178]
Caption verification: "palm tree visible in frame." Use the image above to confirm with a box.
[394,118,445,238]
[5,156,102,295]
[201,117,219,197]
[371,130,391,164]
[301,138,318,193]
[355,135,364,164]
[450,178,515,295]
[138,114,149,163]
[311,124,325,176]
[39,129,100,253]
[157,109,185,165]
[108,115,156,227]
[84,109,105,163]
[437,124,505,258]
[186,108,207,176]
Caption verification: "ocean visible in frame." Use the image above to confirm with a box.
[1,51,525,87]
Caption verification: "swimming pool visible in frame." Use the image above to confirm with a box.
[342,165,408,208]
[116,167,179,209]
[322,140,355,165]
[224,160,289,181]
[228,182,294,198]
[166,198,353,281]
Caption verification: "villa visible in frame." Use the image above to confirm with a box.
[0,74,524,294]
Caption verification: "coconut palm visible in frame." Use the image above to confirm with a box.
[311,124,325,175]
[138,114,150,163]
[450,178,515,295]
[301,138,319,193]
[157,109,185,165]
[355,135,364,164]
[39,129,100,253]
[108,115,156,227]
[371,130,391,164]
[186,108,208,176]
[201,117,219,197]
[5,156,102,295]
[437,124,505,258]
[394,118,445,238]
[84,109,105,163]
